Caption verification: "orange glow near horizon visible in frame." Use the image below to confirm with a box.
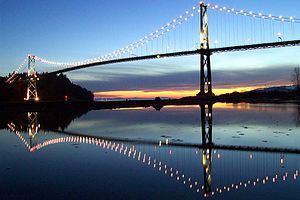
[94,86,265,99]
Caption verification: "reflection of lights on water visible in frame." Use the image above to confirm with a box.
[7,125,300,198]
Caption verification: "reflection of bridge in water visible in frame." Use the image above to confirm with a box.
[6,105,300,198]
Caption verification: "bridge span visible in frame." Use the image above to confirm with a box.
[49,40,300,74]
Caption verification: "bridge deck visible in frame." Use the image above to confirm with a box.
[49,40,300,74]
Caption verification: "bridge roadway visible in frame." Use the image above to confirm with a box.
[51,129,300,154]
[49,40,300,74]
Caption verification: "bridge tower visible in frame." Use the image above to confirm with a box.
[201,104,213,196]
[25,55,39,101]
[198,2,212,96]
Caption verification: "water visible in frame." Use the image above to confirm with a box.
[0,103,299,199]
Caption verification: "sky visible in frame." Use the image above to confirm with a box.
[1,0,300,99]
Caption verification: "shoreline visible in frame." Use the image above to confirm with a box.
[1,97,299,112]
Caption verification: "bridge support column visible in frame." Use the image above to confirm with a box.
[198,2,212,96]
[25,55,39,101]
[201,104,213,196]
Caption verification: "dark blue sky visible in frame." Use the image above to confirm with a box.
[1,0,300,97]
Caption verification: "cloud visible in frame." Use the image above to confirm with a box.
[68,57,198,81]
[73,63,296,93]
[213,65,294,88]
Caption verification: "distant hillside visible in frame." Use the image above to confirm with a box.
[0,73,94,102]
[254,85,297,92]
[217,85,300,103]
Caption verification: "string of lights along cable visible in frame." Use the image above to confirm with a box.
[7,1,300,79]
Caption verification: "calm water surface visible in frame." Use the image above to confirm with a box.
[0,103,299,199]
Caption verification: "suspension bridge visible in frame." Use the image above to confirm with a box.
[5,105,300,198]
[5,2,300,100]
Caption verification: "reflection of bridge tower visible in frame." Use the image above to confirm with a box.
[201,104,213,196]
[24,55,39,101]
[198,2,212,96]
[27,112,39,147]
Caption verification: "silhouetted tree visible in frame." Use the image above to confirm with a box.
[291,67,300,92]
[297,106,300,127]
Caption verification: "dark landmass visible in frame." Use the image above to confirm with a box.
[215,89,300,103]
[0,104,90,132]
[0,73,93,102]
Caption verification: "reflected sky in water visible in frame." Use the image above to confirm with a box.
[0,103,299,199]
